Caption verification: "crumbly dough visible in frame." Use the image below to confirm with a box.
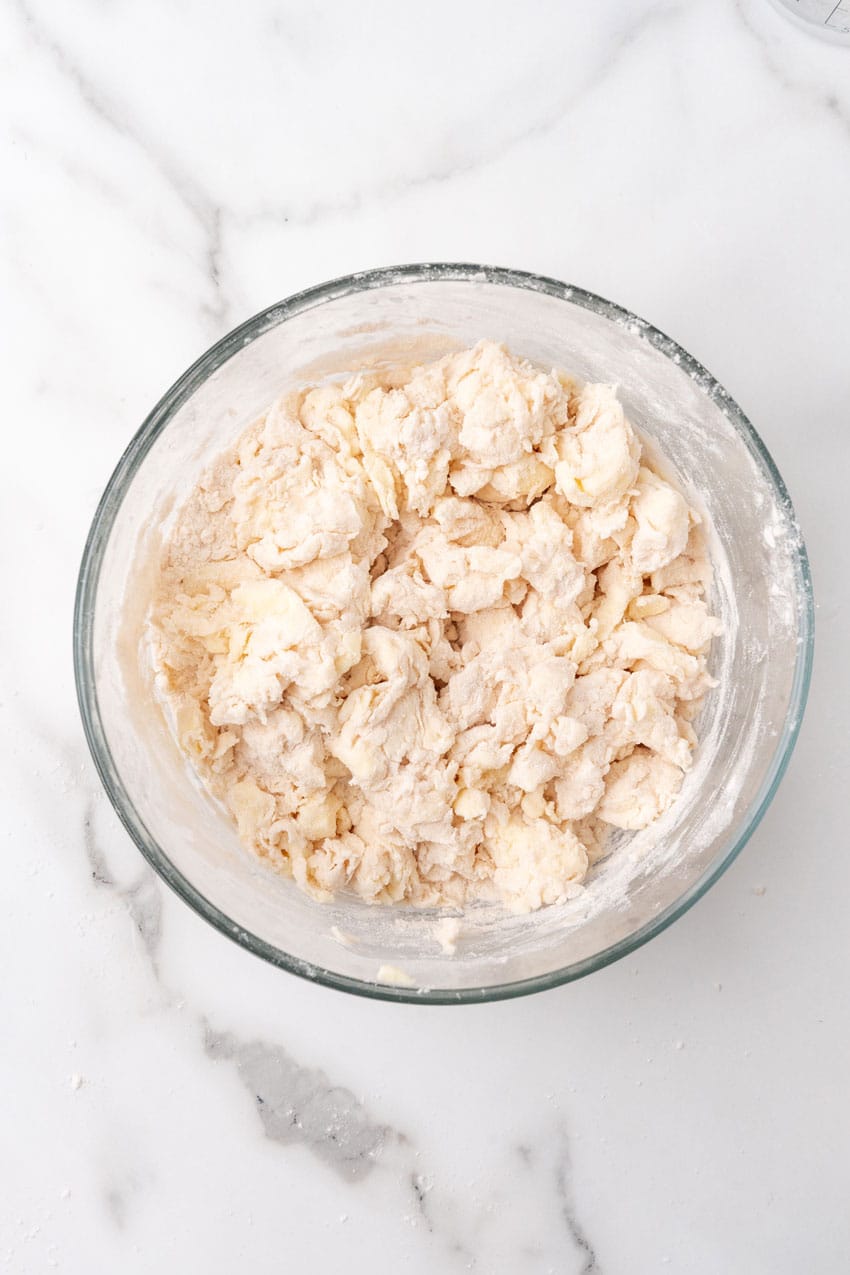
[150,342,719,912]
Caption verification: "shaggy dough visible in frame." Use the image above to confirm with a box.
[150,342,719,912]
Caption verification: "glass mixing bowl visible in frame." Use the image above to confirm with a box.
[74,265,814,1003]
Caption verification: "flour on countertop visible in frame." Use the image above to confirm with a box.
[149,341,719,913]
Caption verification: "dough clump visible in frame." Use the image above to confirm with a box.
[150,342,719,912]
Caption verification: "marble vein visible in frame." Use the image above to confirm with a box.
[76,778,407,1189]
[82,798,163,968]
[12,0,230,332]
[233,1,685,232]
[553,1129,602,1275]
[202,1024,390,1181]
[734,0,850,142]
[8,123,181,264]
[72,784,607,1270]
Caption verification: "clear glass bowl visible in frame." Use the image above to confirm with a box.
[74,265,814,1003]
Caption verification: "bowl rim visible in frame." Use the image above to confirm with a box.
[73,262,815,1004]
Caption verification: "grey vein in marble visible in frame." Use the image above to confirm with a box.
[203,1025,390,1181]
[82,798,163,967]
[13,0,230,332]
[734,0,850,142]
[234,1,685,233]
[79,780,395,1191]
[9,122,195,276]
[497,1135,603,1272]
[551,1132,602,1275]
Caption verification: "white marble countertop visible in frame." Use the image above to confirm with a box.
[4,1,849,1270]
